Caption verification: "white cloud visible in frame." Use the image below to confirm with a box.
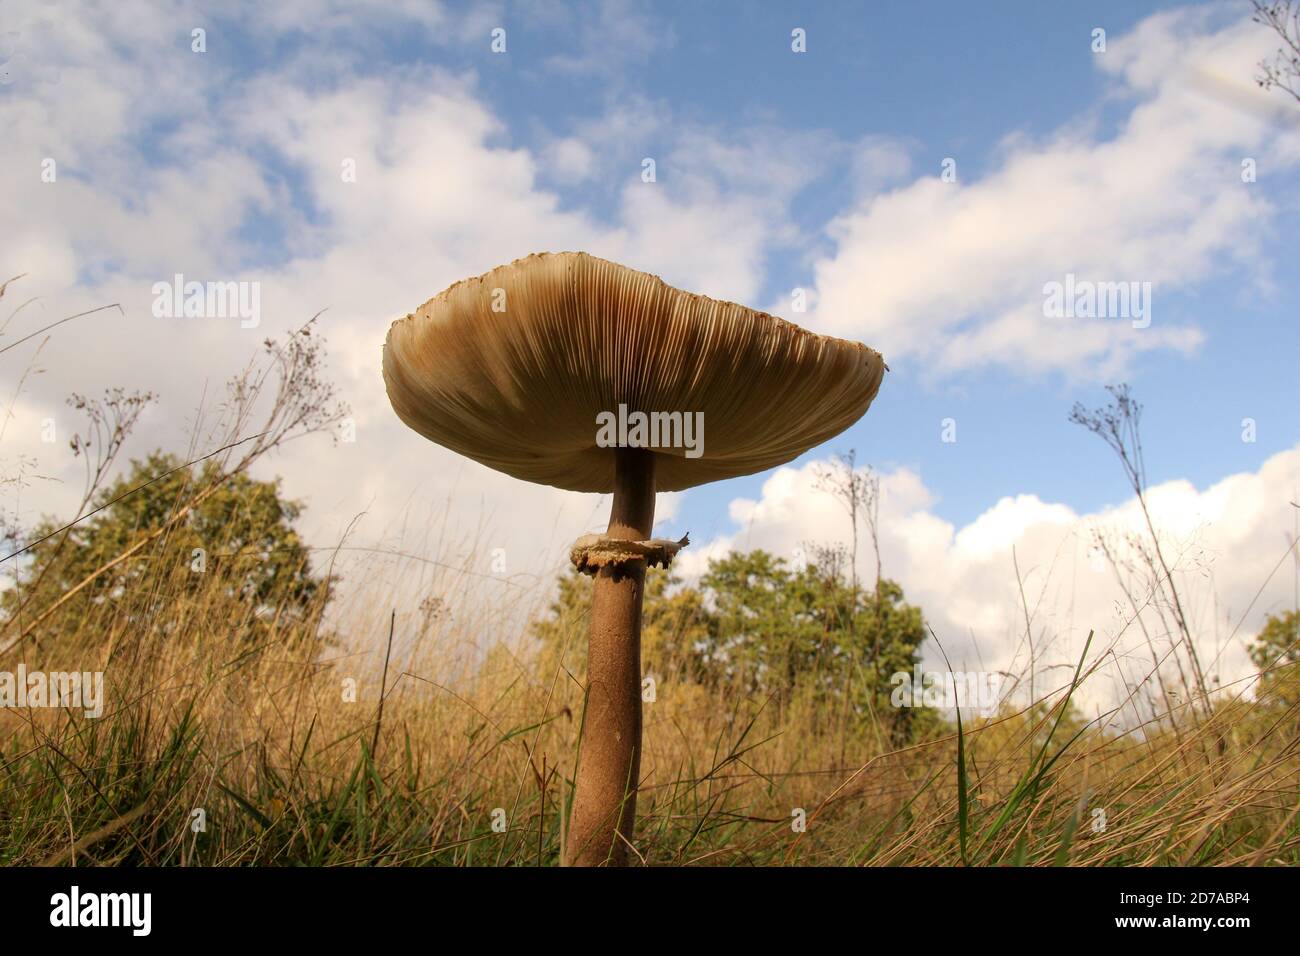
[802,8,1300,379]
[675,445,1300,716]
[533,0,676,77]
[541,136,596,183]
[0,0,795,609]
[847,134,915,199]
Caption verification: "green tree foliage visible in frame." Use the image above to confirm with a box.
[3,451,323,625]
[533,566,713,685]
[532,548,929,742]
[1249,609,1300,709]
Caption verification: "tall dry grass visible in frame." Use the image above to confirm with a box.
[1,522,1297,866]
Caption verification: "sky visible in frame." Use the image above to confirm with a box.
[2,0,1298,713]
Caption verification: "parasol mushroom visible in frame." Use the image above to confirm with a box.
[382,251,886,866]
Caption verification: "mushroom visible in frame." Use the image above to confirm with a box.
[383,251,886,865]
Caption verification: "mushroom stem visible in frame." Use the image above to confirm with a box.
[566,446,656,866]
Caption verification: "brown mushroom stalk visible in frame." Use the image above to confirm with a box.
[382,251,886,867]
[566,446,655,866]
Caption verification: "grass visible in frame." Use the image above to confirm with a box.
[0,532,1296,868]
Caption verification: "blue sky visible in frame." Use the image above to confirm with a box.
[348,0,1299,539]
[239,2,1295,539]
[3,0,1298,700]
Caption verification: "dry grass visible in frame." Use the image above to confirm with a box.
[0,535,1296,867]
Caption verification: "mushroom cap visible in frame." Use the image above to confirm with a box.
[382,252,886,493]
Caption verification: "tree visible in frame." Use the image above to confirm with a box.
[2,451,324,628]
[1249,610,1300,708]
[533,566,712,686]
[532,547,930,742]
[1,317,347,660]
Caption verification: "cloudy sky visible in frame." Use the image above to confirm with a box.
[2,0,1297,712]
